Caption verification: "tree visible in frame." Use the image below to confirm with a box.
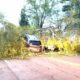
[0,13,10,26]
[19,6,29,27]
[25,0,56,28]
[0,13,5,24]
[61,0,80,30]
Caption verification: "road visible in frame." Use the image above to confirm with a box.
[0,56,80,80]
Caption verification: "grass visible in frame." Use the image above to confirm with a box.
[0,50,79,60]
[40,51,78,58]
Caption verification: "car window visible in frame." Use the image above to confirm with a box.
[29,40,41,45]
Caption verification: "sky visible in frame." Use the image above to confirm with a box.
[0,0,63,27]
[0,0,25,26]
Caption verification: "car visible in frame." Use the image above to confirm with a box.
[25,34,42,52]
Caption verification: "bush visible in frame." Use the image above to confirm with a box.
[0,25,28,58]
[41,36,80,55]
[74,44,80,54]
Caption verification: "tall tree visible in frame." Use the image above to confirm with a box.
[61,0,80,30]
[19,6,29,27]
[25,0,56,28]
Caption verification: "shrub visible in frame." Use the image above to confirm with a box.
[0,25,28,58]
[41,36,80,55]
[74,44,80,54]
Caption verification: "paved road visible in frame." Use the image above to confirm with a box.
[0,57,80,80]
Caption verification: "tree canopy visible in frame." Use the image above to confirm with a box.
[23,0,58,28]
[61,0,80,30]
[19,6,29,27]
[0,13,5,24]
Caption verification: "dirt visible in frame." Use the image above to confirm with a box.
[0,56,80,80]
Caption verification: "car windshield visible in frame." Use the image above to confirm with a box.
[30,40,41,45]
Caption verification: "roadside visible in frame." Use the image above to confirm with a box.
[58,56,80,64]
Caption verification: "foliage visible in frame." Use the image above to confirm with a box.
[1,0,80,58]
[20,26,37,37]
[61,0,80,30]
[19,6,29,27]
[24,0,57,28]
[0,25,28,58]
[0,13,5,24]
[41,35,80,55]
